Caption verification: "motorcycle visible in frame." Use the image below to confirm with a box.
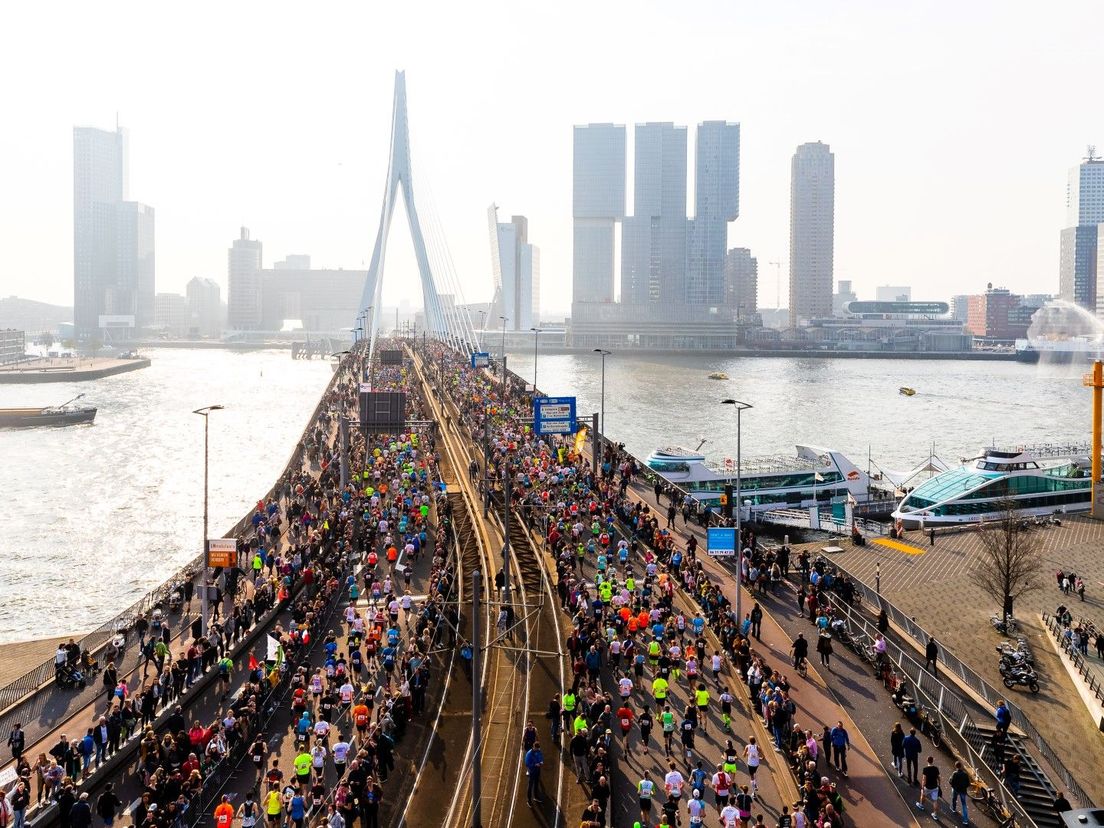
[998,660,1036,678]
[1002,669,1040,694]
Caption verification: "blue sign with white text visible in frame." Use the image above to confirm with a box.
[471,352,490,369]
[533,396,577,435]
[707,527,737,557]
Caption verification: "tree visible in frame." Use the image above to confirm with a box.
[87,338,103,358]
[38,332,55,348]
[973,502,1042,618]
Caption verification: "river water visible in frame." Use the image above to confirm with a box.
[1,349,332,642]
[506,350,1090,472]
[3,346,1090,642]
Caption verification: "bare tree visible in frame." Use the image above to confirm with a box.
[973,502,1042,618]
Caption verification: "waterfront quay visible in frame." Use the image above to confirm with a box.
[7,339,1056,828]
[0,356,150,383]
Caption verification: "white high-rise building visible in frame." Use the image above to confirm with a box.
[1059,151,1104,311]
[488,207,540,331]
[789,141,835,327]
[186,277,222,337]
[228,227,263,330]
[572,124,625,305]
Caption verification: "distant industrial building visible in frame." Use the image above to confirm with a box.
[227,228,263,330]
[186,277,222,338]
[1059,148,1104,312]
[488,208,540,331]
[789,141,835,327]
[0,329,25,364]
[153,293,187,338]
[73,124,156,341]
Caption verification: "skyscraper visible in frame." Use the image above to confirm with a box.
[689,121,740,305]
[572,124,625,305]
[1058,150,1104,311]
[488,207,540,331]
[789,141,835,327]
[186,276,222,337]
[73,125,155,340]
[622,123,688,305]
[228,227,263,330]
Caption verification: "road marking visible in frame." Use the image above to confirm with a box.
[872,537,927,556]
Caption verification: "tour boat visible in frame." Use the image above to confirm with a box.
[899,386,916,396]
[0,394,96,428]
[892,444,1093,526]
[645,444,877,513]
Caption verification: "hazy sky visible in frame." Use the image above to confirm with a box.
[0,1,1097,315]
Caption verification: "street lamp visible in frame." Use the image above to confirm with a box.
[530,327,542,397]
[593,349,610,439]
[721,398,753,626]
[478,310,487,350]
[193,404,225,639]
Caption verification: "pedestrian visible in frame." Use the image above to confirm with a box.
[750,603,763,640]
[96,784,120,828]
[829,721,849,777]
[994,699,1012,736]
[902,727,922,786]
[890,723,905,778]
[924,637,939,674]
[949,761,970,825]
[915,756,941,817]
[524,740,544,805]
[816,633,833,668]
[7,724,24,761]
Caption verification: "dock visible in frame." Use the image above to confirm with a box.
[0,356,150,383]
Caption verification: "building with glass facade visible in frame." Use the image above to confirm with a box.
[228,227,263,330]
[572,124,625,305]
[488,208,540,331]
[789,142,835,327]
[1059,155,1104,311]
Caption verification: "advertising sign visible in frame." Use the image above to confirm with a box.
[207,538,238,568]
[471,352,490,369]
[706,527,737,557]
[533,396,577,435]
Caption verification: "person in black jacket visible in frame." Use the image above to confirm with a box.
[96,783,121,828]
[56,785,77,828]
[101,662,118,704]
[69,793,93,828]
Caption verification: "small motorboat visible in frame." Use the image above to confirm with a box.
[899,387,916,397]
[0,394,97,428]
[708,372,730,381]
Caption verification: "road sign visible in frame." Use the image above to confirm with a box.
[207,538,238,568]
[359,382,372,393]
[471,352,490,368]
[707,527,737,557]
[360,391,406,433]
[533,396,577,435]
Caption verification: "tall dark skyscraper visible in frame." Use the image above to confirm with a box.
[689,121,740,305]
[572,124,626,306]
[73,125,155,341]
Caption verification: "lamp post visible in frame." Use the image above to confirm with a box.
[478,310,487,350]
[193,404,224,639]
[721,398,752,627]
[593,348,610,445]
[530,327,542,397]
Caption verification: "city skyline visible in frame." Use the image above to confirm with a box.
[1,2,1099,316]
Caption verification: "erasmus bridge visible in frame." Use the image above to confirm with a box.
[357,71,479,369]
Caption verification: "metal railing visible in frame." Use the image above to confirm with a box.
[820,594,1039,828]
[819,559,1093,810]
[1042,613,1104,710]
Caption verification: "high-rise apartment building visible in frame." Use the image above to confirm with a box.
[723,248,757,319]
[572,124,625,305]
[689,121,740,305]
[73,125,155,340]
[228,227,263,330]
[789,141,835,327]
[488,207,540,331]
[154,292,187,337]
[622,123,688,305]
[186,277,222,337]
[1059,151,1104,311]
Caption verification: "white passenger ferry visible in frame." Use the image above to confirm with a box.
[645,444,878,513]
[892,444,1093,526]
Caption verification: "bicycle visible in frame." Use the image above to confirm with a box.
[967,779,1018,827]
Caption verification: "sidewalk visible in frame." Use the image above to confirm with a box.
[624,478,922,827]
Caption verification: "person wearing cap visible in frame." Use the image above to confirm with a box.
[686,788,705,826]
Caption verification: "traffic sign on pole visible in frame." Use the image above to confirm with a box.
[707,527,737,557]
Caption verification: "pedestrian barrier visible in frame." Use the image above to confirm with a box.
[1042,613,1104,713]
[817,560,1093,811]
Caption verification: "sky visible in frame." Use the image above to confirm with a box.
[0,1,1098,316]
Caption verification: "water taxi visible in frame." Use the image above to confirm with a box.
[892,444,1092,526]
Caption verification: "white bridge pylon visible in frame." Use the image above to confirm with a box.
[357,70,477,362]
